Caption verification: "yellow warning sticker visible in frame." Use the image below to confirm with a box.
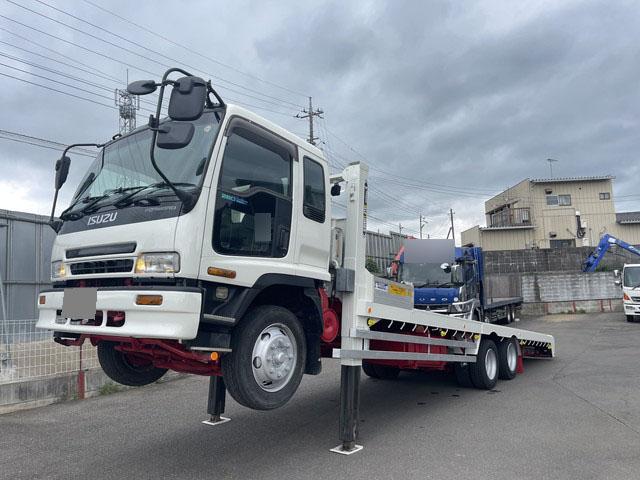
[389,285,406,296]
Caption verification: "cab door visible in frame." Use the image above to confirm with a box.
[199,116,298,287]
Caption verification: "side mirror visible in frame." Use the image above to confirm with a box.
[614,269,620,277]
[127,80,158,95]
[168,76,207,121]
[386,266,393,278]
[156,122,195,150]
[55,156,71,190]
[440,262,451,274]
[614,279,621,286]
[331,184,341,196]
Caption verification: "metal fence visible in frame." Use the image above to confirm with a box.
[0,318,98,383]
[366,230,407,272]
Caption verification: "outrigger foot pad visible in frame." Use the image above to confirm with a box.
[202,415,231,426]
[330,443,363,455]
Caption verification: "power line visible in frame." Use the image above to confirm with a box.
[0,129,100,158]
[0,25,122,83]
[15,1,305,110]
[81,0,308,98]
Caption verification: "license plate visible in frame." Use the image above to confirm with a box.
[61,288,98,319]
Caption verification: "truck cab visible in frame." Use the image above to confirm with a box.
[395,240,483,321]
[617,264,640,322]
[37,69,331,411]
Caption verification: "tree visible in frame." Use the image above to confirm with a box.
[365,258,381,274]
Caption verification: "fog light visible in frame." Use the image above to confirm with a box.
[136,295,163,305]
[215,287,229,299]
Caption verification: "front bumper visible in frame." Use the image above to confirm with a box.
[36,287,202,340]
[624,302,640,315]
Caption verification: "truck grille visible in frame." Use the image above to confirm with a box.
[632,296,640,303]
[69,259,134,275]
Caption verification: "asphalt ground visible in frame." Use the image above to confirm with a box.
[2,312,640,480]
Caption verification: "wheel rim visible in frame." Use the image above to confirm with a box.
[485,348,497,380]
[506,342,517,372]
[251,323,297,392]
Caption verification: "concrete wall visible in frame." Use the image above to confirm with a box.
[521,272,618,303]
[483,245,640,274]
[0,368,184,414]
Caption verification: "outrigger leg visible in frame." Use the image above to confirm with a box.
[202,376,231,426]
[331,365,363,454]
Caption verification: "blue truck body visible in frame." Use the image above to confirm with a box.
[395,243,521,323]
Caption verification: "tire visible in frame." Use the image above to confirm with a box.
[362,361,400,379]
[221,305,306,410]
[454,362,474,388]
[97,341,167,386]
[627,315,635,323]
[508,305,515,324]
[498,338,518,380]
[469,339,499,389]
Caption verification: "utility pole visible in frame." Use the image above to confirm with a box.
[446,209,455,243]
[419,214,427,239]
[296,97,323,145]
[398,223,403,235]
[546,158,558,177]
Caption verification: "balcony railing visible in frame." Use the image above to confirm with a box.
[489,207,532,227]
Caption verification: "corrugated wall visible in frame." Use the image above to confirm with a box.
[365,230,407,272]
[0,210,55,321]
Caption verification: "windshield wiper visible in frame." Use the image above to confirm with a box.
[114,182,196,208]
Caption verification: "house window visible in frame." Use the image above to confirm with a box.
[599,192,610,200]
[546,194,571,206]
[550,239,576,248]
[558,194,571,206]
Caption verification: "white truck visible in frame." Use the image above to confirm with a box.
[615,265,640,322]
[37,68,554,453]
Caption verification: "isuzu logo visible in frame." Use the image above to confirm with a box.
[87,212,117,226]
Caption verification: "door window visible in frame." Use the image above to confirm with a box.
[213,126,293,257]
[303,157,325,223]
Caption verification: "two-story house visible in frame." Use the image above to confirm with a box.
[461,175,640,251]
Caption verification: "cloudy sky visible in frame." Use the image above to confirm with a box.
[1,0,639,242]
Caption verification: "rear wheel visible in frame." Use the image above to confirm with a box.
[221,305,306,410]
[97,341,167,386]
[362,361,400,379]
[454,362,474,387]
[498,338,518,380]
[507,305,515,324]
[469,339,499,389]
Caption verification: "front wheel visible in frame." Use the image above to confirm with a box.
[627,315,635,323]
[222,305,306,410]
[97,341,167,386]
[469,339,499,389]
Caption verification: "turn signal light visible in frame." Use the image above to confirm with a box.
[39,295,46,305]
[624,292,631,301]
[210,352,219,361]
[135,295,163,305]
[207,267,236,279]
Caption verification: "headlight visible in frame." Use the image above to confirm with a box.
[135,252,180,274]
[51,261,66,280]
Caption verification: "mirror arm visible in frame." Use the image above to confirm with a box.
[148,128,196,212]
[145,67,199,213]
[49,142,104,232]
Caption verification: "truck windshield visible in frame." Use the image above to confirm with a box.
[398,262,453,287]
[624,267,640,288]
[68,111,221,209]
